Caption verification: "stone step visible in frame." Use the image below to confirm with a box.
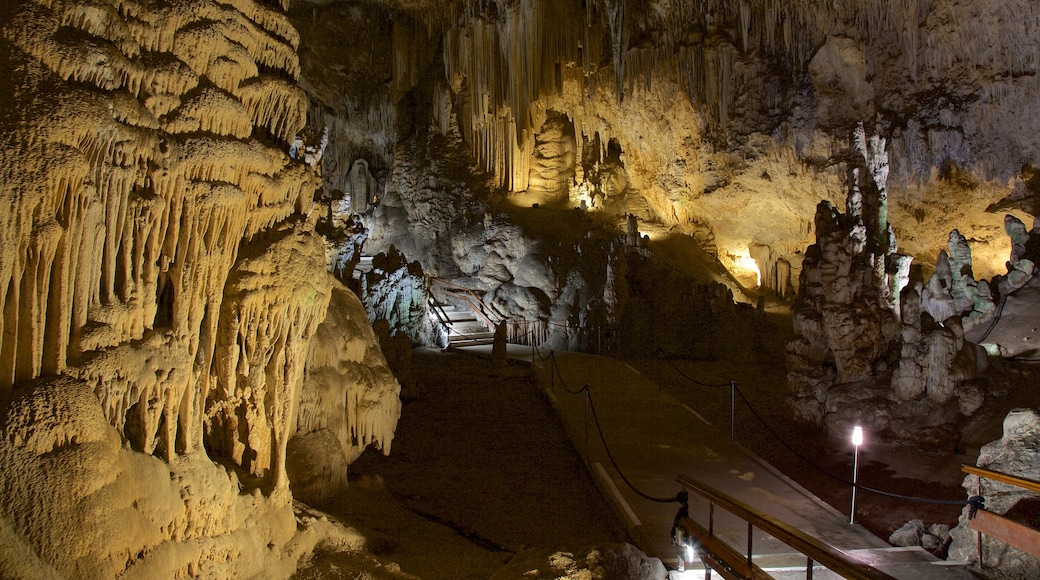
[449,331,495,342]
[447,337,496,348]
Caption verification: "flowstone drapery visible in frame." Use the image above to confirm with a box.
[0,0,400,576]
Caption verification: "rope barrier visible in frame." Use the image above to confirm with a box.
[667,358,733,388]
[663,364,969,506]
[586,385,678,504]
[975,265,1039,344]
[732,388,965,507]
[539,346,970,508]
[543,349,681,504]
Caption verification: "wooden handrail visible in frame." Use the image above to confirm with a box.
[962,465,1040,494]
[677,474,897,580]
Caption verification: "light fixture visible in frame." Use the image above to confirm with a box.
[850,425,863,524]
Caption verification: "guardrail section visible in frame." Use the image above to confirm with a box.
[676,474,896,580]
[962,464,1040,560]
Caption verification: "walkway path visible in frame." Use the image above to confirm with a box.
[485,345,975,579]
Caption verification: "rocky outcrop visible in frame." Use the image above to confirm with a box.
[0,0,400,576]
[786,125,989,447]
[291,283,401,506]
[786,124,905,424]
[949,409,1040,577]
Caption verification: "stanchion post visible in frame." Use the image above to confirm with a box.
[550,354,555,392]
[976,475,983,565]
[730,381,736,444]
[584,387,590,448]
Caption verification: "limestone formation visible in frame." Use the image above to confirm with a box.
[291,283,402,506]
[360,245,435,346]
[786,125,986,446]
[0,0,401,575]
[8,0,1040,576]
[949,409,1040,577]
[786,126,904,418]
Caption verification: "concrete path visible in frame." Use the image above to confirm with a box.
[477,345,976,579]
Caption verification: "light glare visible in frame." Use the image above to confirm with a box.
[852,425,863,446]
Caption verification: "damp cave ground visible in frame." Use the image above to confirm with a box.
[298,326,1040,579]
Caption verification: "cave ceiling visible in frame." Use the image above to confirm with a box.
[296,0,1040,287]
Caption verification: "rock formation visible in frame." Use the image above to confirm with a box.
[949,409,1040,577]
[7,0,1040,576]
[0,0,400,576]
[786,124,989,448]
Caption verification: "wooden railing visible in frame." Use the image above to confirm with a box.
[962,464,1040,560]
[676,474,897,580]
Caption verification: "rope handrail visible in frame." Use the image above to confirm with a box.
[542,349,680,504]
[667,360,968,506]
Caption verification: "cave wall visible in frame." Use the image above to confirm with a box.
[360,0,1040,298]
[0,0,400,576]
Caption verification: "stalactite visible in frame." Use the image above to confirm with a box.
[298,284,400,470]
[173,24,258,94]
[210,228,332,487]
[1,0,321,467]
[235,75,307,143]
[602,0,626,100]
[162,86,254,138]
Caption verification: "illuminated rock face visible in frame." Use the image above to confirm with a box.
[0,0,400,576]
[3,0,1040,575]
[364,0,1040,294]
[949,409,1040,576]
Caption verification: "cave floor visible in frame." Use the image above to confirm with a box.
[299,341,1039,579]
[302,348,631,580]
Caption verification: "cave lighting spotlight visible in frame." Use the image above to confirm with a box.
[850,425,864,524]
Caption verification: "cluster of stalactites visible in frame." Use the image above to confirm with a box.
[296,285,401,469]
[439,0,582,190]
[431,0,1039,191]
[0,0,319,469]
[209,228,332,489]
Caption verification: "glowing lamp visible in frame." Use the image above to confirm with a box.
[850,425,863,524]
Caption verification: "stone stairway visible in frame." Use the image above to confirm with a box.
[428,300,496,349]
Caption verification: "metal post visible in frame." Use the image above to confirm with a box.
[730,381,736,444]
[709,503,714,537]
[747,522,753,568]
[584,387,590,448]
[977,476,983,566]
[850,443,860,524]
[807,556,814,579]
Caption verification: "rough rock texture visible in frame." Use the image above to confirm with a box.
[489,545,667,580]
[360,245,437,346]
[0,0,401,576]
[356,0,1040,293]
[949,409,1040,577]
[785,126,992,447]
[786,125,905,424]
[304,0,1039,358]
[291,283,401,506]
